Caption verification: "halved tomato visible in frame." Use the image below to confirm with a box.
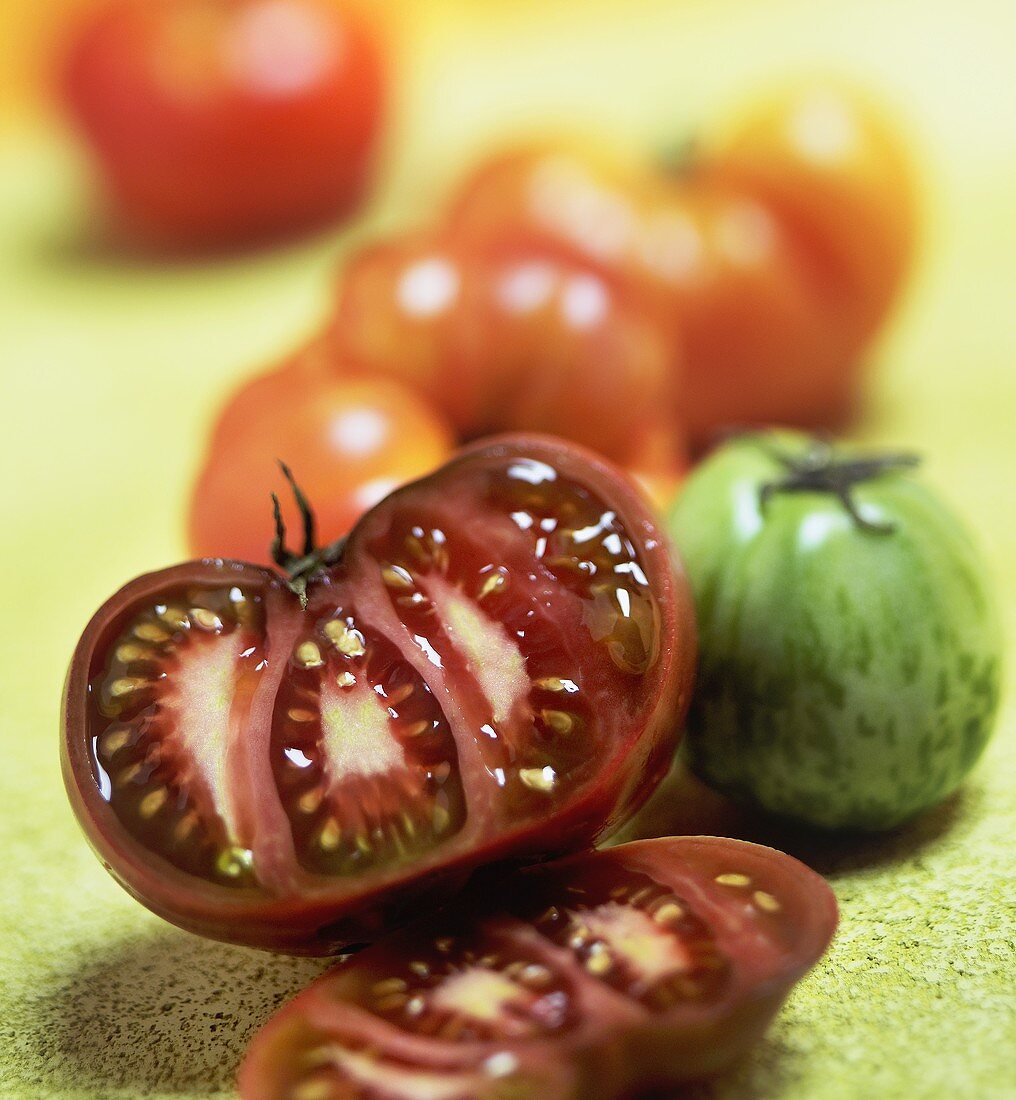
[63,436,695,953]
[238,837,838,1098]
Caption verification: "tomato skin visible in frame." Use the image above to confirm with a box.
[449,82,913,447]
[63,0,385,247]
[667,432,1001,831]
[238,837,837,1099]
[324,230,688,484]
[65,435,695,952]
[188,344,455,566]
[714,77,916,352]
[645,170,858,442]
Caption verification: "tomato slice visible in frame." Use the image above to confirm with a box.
[237,837,837,1098]
[63,435,694,952]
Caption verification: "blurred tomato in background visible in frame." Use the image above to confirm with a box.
[188,340,454,564]
[0,0,938,563]
[449,80,916,448]
[61,0,386,247]
[3,1,1016,1097]
[325,228,687,482]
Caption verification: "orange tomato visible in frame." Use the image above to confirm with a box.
[714,78,917,350]
[189,344,455,565]
[449,81,914,447]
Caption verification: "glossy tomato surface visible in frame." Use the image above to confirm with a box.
[325,230,687,496]
[188,343,455,565]
[448,80,914,447]
[714,77,916,351]
[238,837,837,1098]
[64,436,695,952]
[668,432,1001,830]
[63,0,385,247]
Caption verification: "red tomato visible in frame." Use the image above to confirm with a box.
[449,81,913,448]
[62,0,385,247]
[188,345,455,566]
[238,837,837,1097]
[64,436,696,952]
[651,170,859,442]
[325,230,688,489]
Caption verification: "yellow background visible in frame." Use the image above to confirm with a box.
[1,1,1014,1097]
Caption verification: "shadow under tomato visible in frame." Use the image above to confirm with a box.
[612,755,975,879]
[38,208,343,274]
[641,1032,805,1099]
[26,921,802,1100]
[25,925,333,1095]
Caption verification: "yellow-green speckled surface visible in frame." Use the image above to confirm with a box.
[1,0,1014,1097]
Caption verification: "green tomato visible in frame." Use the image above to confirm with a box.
[668,432,1002,831]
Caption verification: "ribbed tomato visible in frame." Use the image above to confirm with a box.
[448,80,914,447]
[63,436,695,953]
[238,837,837,1098]
[324,231,688,506]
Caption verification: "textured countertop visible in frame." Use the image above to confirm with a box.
[1,0,1014,1096]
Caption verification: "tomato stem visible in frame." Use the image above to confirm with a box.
[756,436,920,534]
[657,135,701,178]
[270,461,345,607]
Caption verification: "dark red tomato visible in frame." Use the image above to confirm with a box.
[324,230,688,496]
[238,837,838,1098]
[62,0,385,247]
[63,436,695,953]
[188,343,455,565]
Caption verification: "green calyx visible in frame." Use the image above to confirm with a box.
[756,436,922,535]
[270,461,345,608]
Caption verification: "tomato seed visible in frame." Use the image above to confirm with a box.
[134,622,171,643]
[715,873,751,888]
[381,565,415,590]
[323,619,365,658]
[520,766,557,792]
[372,978,408,997]
[109,677,144,698]
[754,890,781,912]
[477,572,508,600]
[189,608,222,632]
[101,725,133,756]
[386,683,414,706]
[138,788,168,818]
[318,818,342,851]
[295,641,324,669]
[541,710,575,735]
[156,606,190,630]
[653,902,685,925]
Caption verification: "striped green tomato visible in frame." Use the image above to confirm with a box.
[668,432,1002,831]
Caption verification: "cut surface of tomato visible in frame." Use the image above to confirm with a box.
[238,837,838,1098]
[64,436,695,952]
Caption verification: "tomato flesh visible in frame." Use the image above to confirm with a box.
[270,606,466,878]
[64,436,694,952]
[238,837,838,1098]
[88,579,269,889]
